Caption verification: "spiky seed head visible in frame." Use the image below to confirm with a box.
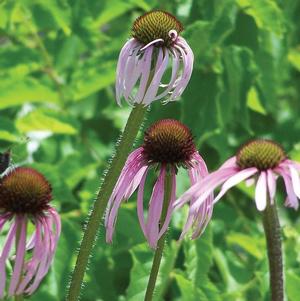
[236,139,286,170]
[142,119,196,167]
[132,10,183,47]
[0,167,52,215]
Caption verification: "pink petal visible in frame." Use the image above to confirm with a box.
[146,167,166,248]
[267,170,276,204]
[214,167,258,203]
[158,168,177,239]
[0,220,17,298]
[136,167,150,236]
[8,216,27,296]
[255,171,267,211]
[288,165,300,198]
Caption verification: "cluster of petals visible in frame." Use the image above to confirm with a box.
[116,31,194,106]
[0,208,61,298]
[174,156,300,236]
[105,148,212,248]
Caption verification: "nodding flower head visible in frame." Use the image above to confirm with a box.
[142,119,195,167]
[175,138,300,231]
[132,11,183,47]
[0,167,61,298]
[0,167,52,215]
[116,10,194,106]
[105,119,213,248]
[237,139,286,171]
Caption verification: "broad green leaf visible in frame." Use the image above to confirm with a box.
[16,109,77,135]
[184,225,213,285]
[246,86,267,115]
[288,48,300,72]
[286,271,300,301]
[0,78,59,110]
[236,0,285,36]
[226,233,265,259]
[126,242,178,301]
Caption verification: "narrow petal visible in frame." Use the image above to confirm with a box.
[214,167,258,203]
[0,220,17,298]
[136,167,149,236]
[255,172,267,211]
[146,167,166,248]
[8,216,27,296]
[288,165,300,198]
[267,170,276,204]
[158,168,176,239]
[276,167,299,210]
[174,167,237,211]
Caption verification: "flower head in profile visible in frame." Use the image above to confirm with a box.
[175,139,300,234]
[0,167,61,298]
[116,10,194,106]
[105,119,212,248]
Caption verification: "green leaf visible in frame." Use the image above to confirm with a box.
[126,242,178,301]
[226,232,265,259]
[0,78,59,110]
[246,86,267,115]
[286,271,300,301]
[235,0,285,36]
[16,109,78,135]
[70,59,116,101]
[184,225,213,285]
[288,48,300,72]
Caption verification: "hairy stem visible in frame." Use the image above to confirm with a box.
[67,104,147,301]
[144,170,173,301]
[262,200,284,301]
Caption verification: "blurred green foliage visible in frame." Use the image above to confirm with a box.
[0,0,300,300]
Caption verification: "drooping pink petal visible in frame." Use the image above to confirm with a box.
[276,167,299,209]
[267,169,276,204]
[143,49,169,105]
[288,165,300,198]
[219,156,237,169]
[158,167,176,240]
[146,167,166,248]
[174,167,237,211]
[255,171,267,211]
[17,219,42,294]
[105,149,146,242]
[136,167,150,236]
[8,216,27,296]
[0,220,17,298]
[214,167,258,203]
[134,46,154,103]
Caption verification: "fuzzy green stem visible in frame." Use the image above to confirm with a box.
[67,104,147,301]
[144,170,173,301]
[14,295,23,301]
[262,200,284,301]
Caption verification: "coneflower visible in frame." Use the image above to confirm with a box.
[116,10,194,106]
[105,119,212,248]
[0,167,61,298]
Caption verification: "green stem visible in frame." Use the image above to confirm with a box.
[262,200,284,301]
[67,104,147,301]
[14,295,23,301]
[144,169,173,301]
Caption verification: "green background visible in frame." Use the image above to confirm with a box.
[1,0,300,300]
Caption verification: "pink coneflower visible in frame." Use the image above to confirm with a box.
[116,10,194,106]
[175,139,300,235]
[0,167,61,298]
[105,119,212,248]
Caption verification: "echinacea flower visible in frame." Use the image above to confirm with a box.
[0,167,61,298]
[116,10,194,106]
[105,119,212,248]
[174,139,300,235]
